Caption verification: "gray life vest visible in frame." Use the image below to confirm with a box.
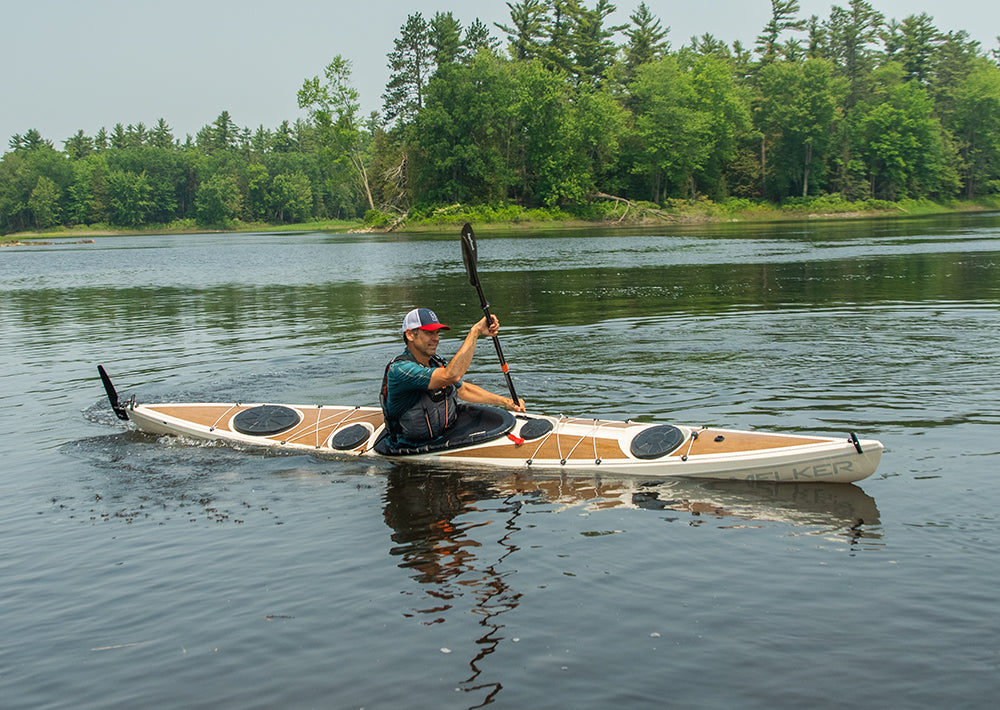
[381,351,459,445]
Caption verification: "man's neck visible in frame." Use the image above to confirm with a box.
[406,342,431,367]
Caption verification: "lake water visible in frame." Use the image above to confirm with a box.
[2,214,998,708]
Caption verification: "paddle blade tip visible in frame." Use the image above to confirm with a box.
[460,223,478,285]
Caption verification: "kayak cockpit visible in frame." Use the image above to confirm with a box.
[373,404,516,457]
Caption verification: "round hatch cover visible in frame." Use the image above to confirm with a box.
[232,405,300,436]
[330,424,371,450]
[630,425,685,459]
[519,417,554,440]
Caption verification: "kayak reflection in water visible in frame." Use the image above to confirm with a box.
[380,307,526,448]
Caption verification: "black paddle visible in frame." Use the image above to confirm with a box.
[460,223,520,407]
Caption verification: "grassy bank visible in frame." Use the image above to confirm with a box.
[5,196,999,244]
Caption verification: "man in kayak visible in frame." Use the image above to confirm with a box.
[381,307,526,446]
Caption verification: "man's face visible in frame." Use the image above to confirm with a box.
[407,328,441,362]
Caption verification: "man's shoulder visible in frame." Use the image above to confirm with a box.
[389,358,424,374]
[388,351,423,371]
[388,351,447,371]
[387,352,434,387]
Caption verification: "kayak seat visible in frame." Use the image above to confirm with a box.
[373,403,516,457]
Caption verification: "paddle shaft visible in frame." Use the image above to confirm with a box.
[472,279,520,406]
[461,223,519,406]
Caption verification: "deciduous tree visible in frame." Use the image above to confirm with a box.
[195,172,240,226]
[298,55,376,210]
[758,59,844,197]
[408,54,518,203]
[106,169,152,226]
[859,72,959,199]
[952,58,1000,197]
[631,54,750,201]
[269,171,313,223]
[28,175,60,228]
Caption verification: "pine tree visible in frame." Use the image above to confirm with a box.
[382,13,432,126]
[495,0,549,61]
[623,1,669,79]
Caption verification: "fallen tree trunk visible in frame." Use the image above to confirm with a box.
[591,192,677,223]
[386,210,409,232]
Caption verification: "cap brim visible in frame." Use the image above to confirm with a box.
[418,323,450,331]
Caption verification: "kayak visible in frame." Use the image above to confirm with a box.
[98,367,883,483]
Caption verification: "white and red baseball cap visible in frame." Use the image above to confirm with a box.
[401,307,450,333]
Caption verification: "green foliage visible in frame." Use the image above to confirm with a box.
[953,58,1000,198]
[406,201,573,225]
[429,11,463,66]
[383,13,432,126]
[269,172,313,223]
[195,173,240,227]
[3,0,1000,236]
[622,1,669,80]
[107,169,153,227]
[408,54,519,203]
[494,0,549,61]
[299,55,375,211]
[513,60,577,204]
[756,0,807,63]
[759,59,845,197]
[858,78,959,199]
[363,208,393,227]
[28,175,61,228]
[630,53,750,201]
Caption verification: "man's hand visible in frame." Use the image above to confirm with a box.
[504,397,527,413]
[475,314,500,338]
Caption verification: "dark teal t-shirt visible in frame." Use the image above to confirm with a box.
[384,350,462,420]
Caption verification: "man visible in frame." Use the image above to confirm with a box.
[381,307,526,446]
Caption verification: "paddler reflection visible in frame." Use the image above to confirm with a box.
[383,467,521,706]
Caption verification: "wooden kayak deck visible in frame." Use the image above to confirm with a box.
[145,404,384,451]
[140,405,834,463]
[442,418,831,463]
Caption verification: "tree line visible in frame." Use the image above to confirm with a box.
[3,0,1000,235]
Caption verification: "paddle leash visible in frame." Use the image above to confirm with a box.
[460,223,520,406]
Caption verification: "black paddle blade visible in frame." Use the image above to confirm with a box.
[97,365,130,421]
[460,222,479,286]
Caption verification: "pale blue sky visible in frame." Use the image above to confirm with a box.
[3,0,997,148]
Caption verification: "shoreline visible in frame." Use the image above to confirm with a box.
[4,199,999,244]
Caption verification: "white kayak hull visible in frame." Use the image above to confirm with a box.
[122,400,883,484]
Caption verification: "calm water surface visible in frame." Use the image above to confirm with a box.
[2,214,999,708]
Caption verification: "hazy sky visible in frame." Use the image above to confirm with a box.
[3,0,997,148]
